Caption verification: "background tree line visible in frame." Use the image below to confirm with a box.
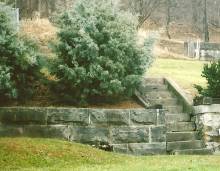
[1,0,220,42]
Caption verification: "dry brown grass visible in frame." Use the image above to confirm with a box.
[20,18,57,45]
[20,19,57,56]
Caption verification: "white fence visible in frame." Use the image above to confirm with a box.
[184,40,220,60]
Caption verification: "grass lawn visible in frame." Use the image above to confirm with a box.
[148,58,208,96]
[0,138,220,171]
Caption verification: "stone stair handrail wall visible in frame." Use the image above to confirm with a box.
[164,77,194,114]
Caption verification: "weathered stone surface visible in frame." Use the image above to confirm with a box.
[0,107,47,124]
[111,126,149,144]
[157,110,166,125]
[167,122,196,132]
[106,109,129,126]
[145,91,173,99]
[194,105,220,114]
[0,124,70,139]
[167,132,199,142]
[174,148,213,155]
[166,114,191,123]
[0,125,24,137]
[200,113,220,127]
[90,109,108,126]
[112,144,128,154]
[0,107,168,155]
[69,126,109,144]
[90,109,130,126]
[128,143,167,155]
[165,106,183,113]
[149,98,177,106]
[23,125,70,139]
[150,126,166,142]
[142,85,167,92]
[195,111,220,153]
[47,108,89,125]
[0,109,16,122]
[130,109,157,125]
[167,140,204,151]
[143,78,164,85]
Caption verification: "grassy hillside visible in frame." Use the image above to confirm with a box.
[0,138,220,171]
[148,58,208,97]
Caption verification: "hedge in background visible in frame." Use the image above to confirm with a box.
[0,9,43,101]
[52,0,154,104]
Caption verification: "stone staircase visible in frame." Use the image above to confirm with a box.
[139,78,212,155]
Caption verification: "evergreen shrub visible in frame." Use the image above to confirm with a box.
[52,0,154,104]
[0,9,43,101]
[195,60,220,99]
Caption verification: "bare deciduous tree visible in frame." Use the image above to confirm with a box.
[203,0,209,42]
[128,0,162,28]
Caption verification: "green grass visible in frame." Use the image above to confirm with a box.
[0,138,220,171]
[148,58,208,96]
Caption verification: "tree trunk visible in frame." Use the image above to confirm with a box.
[166,0,171,39]
[203,0,209,42]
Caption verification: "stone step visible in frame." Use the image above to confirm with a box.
[149,98,178,106]
[173,148,213,155]
[112,143,167,155]
[167,140,204,151]
[144,78,164,85]
[165,106,183,113]
[167,132,200,142]
[142,85,168,92]
[166,114,191,122]
[145,91,173,99]
[167,122,196,132]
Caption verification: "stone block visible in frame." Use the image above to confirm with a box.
[167,132,199,142]
[157,110,166,125]
[69,126,109,145]
[107,109,130,126]
[23,125,70,139]
[111,126,149,144]
[0,125,24,137]
[0,124,70,140]
[47,108,89,126]
[167,122,196,132]
[200,113,220,127]
[167,140,204,151]
[130,109,157,125]
[90,109,108,126]
[194,105,220,114]
[0,108,16,122]
[112,144,128,154]
[128,143,167,155]
[150,126,166,142]
[0,107,47,124]
[90,109,130,126]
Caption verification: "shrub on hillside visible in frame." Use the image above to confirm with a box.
[195,60,220,98]
[52,0,154,104]
[0,9,43,101]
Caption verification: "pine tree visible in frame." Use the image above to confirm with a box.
[52,0,154,104]
[0,9,43,101]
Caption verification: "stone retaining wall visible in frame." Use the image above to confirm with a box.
[194,105,220,154]
[0,107,166,155]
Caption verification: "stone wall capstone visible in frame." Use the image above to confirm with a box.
[0,107,166,155]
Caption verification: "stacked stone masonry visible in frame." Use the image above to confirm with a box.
[194,105,220,154]
[0,107,166,155]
